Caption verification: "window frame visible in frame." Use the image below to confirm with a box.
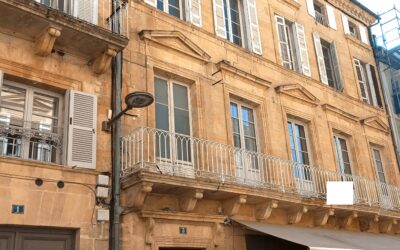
[223,0,246,47]
[157,0,184,19]
[0,79,63,163]
[353,58,374,104]
[371,147,388,184]
[333,134,353,176]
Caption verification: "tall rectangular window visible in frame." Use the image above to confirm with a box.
[333,135,352,176]
[223,0,243,46]
[154,77,191,162]
[230,102,257,152]
[354,59,374,105]
[372,148,388,197]
[287,120,311,181]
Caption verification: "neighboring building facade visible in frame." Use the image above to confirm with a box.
[119,0,400,249]
[0,0,127,249]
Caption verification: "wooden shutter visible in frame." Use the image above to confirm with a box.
[359,25,369,44]
[213,0,227,39]
[368,64,383,107]
[330,41,343,91]
[66,90,97,169]
[341,14,350,34]
[275,16,291,68]
[313,32,328,85]
[294,23,311,77]
[74,0,98,25]
[186,0,202,27]
[306,0,315,17]
[144,0,157,7]
[0,70,3,97]
[243,0,262,55]
[326,4,337,30]
[353,59,370,103]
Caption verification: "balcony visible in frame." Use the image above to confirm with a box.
[315,11,328,26]
[121,127,400,217]
[0,117,62,163]
[0,0,129,74]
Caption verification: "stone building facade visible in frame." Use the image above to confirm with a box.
[0,0,400,250]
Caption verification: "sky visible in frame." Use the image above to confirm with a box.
[358,0,399,14]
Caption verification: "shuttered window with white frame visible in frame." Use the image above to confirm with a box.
[66,90,97,169]
[213,0,227,39]
[294,23,311,77]
[353,58,372,104]
[313,32,328,85]
[73,0,98,25]
[243,0,262,55]
[341,14,350,35]
[306,0,315,17]
[0,70,3,97]
[275,15,293,70]
[326,4,337,30]
[359,25,369,44]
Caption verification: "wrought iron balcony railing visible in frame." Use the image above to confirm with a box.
[121,127,400,211]
[0,118,62,163]
[315,11,328,26]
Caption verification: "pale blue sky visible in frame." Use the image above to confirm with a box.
[358,0,399,14]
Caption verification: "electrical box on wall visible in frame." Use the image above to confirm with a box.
[97,175,109,186]
[96,186,109,198]
[97,209,110,221]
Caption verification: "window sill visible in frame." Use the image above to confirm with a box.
[279,0,301,9]
[345,34,371,51]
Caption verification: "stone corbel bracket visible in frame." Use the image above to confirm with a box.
[34,26,61,56]
[338,211,358,229]
[213,223,224,248]
[124,182,153,209]
[314,208,335,226]
[92,46,118,74]
[359,214,379,232]
[255,200,278,220]
[223,195,247,216]
[145,217,155,245]
[379,218,398,233]
[287,206,308,224]
[179,189,204,212]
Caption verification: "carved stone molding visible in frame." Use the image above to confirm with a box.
[322,104,360,123]
[338,211,358,229]
[92,46,118,74]
[222,195,247,216]
[287,206,308,224]
[379,218,398,233]
[124,182,153,209]
[145,217,155,245]
[255,200,278,220]
[213,223,224,247]
[314,208,335,226]
[361,116,390,134]
[359,214,379,232]
[179,189,204,212]
[275,84,320,106]
[326,0,377,25]
[34,26,61,56]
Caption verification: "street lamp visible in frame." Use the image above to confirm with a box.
[102,91,154,132]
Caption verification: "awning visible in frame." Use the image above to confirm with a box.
[235,220,400,250]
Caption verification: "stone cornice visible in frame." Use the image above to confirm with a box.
[326,0,377,25]
[322,104,360,123]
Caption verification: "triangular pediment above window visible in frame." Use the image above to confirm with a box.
[275,84,319,105]
[361,116,390,133]
[139,30,211,62]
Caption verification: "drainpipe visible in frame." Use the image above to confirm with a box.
[369,25,400,170]
[110,0,124,249]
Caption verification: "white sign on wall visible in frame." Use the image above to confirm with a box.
[327,181,354,205]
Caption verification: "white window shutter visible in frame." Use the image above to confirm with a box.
[341,14,350,34]
[359,25,369,44]
[306,0,315,17]
[74,0,98,25]
[326,4,337,30]
[187,0,202,27]
[213,0,227,39]
[313,32,328,85]
[66,90,97,169]
[294,23,311,77]
[144,0,157,8]
[366,64,378,106]
[330,41,344,91]
[0,70,3,98]
[243,0,262,55]
[275,16,291,67]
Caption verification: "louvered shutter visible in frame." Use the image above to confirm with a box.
[0,70,3,99]
[66,90,97,169]
[243,0,262,55]
[186,0,202,27]
[353,59,370,103]
[330,41,343,91]
[306,0,315,17]
[359,25,369,44]
[213,0,227,39]
[369,64,383,107]
[313,33,328,85]
[144,0,157,7]
[341,14,350,34]
[294,23,311,77]
[365,64,378,106]
[73,0,98,25]
[275,16,291,68]
[326,4,337,30]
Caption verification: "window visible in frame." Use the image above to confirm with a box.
[37,0,68,12]
[341,14,369,44]
[313,2,327,26]
[154,77,191,162]
[348,20,359,39]
[223,0,244,46]
[372,148,389,197]
[275,16,311,76]
[353,59,381,106]
[333,135,352,177]
[0,81,62,163]
[157,0,182,19]
[287,120,311,181]
[306,0,337,29]
[313,33,343,90]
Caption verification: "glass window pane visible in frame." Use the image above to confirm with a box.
[244,137,257,152]
[0,84,26,121]
[32,93,58,117]
[243,121,255,137]
[169,0,179,8]
[241,107,254,123]
[233,134,241,148]
[155,78,168,105]
[230,103,238,118]
[157,0,164,11]
[232,118,240,134]
[156,103,169,131]
[169,5,180,18]
[174,109,190,135]
[173,84,188,110]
